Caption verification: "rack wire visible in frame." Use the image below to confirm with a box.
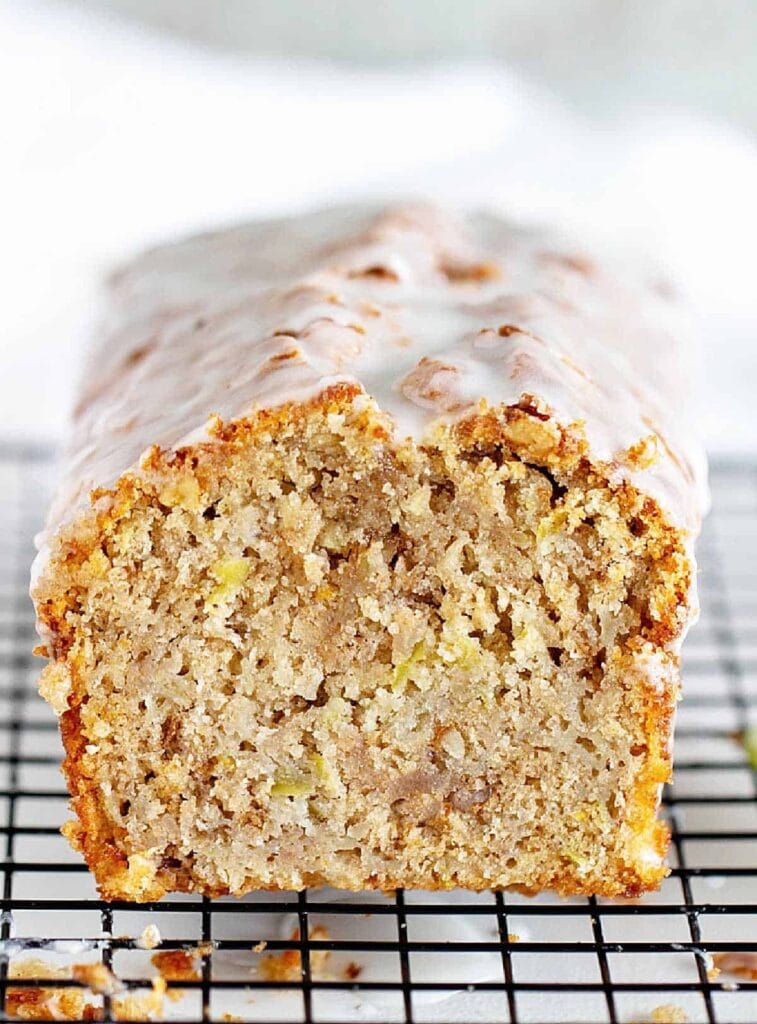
[0,444,754,1024]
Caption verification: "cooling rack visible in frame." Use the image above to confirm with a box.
[0,444,754,1024]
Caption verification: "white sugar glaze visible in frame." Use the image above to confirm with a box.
[33,204,707,590]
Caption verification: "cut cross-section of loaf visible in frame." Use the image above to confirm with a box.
[32,204,706,901]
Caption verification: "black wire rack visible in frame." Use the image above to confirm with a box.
[0,444,754,1024]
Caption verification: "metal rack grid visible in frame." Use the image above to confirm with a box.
[0,444,754,1024]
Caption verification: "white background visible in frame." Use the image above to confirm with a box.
[1,0,755,453]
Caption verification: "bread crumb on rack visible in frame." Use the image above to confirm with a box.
[650,1005,688,1024]
[344,961,363,980]
[6,958,168,1021]
[712,951,757,980]
[150,949,200,983]
[71,962,120,996]
[6,959,84,1022]
[258,925,331,981]
[112,976,167,1021]
[136,923,162,950]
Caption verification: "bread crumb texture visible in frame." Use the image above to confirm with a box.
[34,389,692,901]
[149,950,200,984]
[136,923,161,951]
[6,958,166,1021]
[258,926,331,982]
[650,1005,689,1024]
[712,951,757,980]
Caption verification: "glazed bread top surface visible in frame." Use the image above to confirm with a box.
[41,204,706,545]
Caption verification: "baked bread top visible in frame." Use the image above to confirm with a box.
[36,203,706,577]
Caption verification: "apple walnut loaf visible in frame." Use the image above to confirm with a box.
[31,204,706,901]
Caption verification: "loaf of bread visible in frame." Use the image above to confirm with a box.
[32,204,706,901]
